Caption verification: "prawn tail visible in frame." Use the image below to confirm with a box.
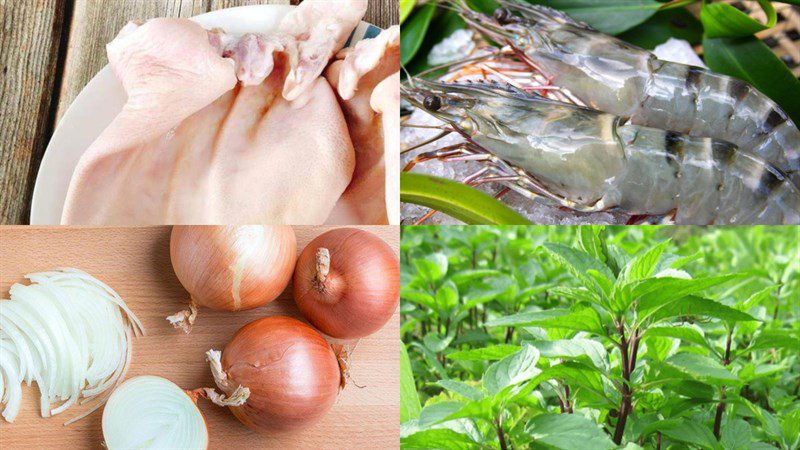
[496,0,590,29]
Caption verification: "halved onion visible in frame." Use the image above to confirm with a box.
[0,268,143,424]
[103,376,208,450]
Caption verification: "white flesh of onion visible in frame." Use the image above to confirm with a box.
[103,376,208,450]
[0,268,144,423]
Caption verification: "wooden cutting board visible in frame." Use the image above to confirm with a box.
[0,226,399,449]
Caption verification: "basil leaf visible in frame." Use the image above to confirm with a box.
[400,0,415,24]
[701,0,776,38]
[526,413,617,450]
[401,343,422,422]
[618,7,702,50]
[528,0,663,35]
[702,35,800,125]
[401,2,436,65]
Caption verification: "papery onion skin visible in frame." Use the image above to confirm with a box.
[292,228,399,339]
[218,316,341,433]
[103,375,208,450]
[170,225,297,312]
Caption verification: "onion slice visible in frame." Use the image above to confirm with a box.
[103,376,208,450]
[0,268,143,423]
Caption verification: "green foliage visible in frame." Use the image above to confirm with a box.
[400,226,799,449]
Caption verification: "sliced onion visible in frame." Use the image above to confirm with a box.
[103,376,208,450]
[0,268,143,423]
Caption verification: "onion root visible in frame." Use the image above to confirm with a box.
[205,349,250,407]
[166,298,199,333]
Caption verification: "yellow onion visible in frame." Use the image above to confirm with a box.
[102,376,208,449]
[205,316,342,433]
[167,226,297,333]
[293,228,399,339]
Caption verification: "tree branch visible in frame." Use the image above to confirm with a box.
[496,415,508,450]
[713,328,734,440]
[613,322,632,445]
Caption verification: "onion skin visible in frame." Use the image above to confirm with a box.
[220,316,341,433]
[170,226,297,312]
[293,228,399,339]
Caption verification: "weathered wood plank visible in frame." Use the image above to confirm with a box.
[0,0,68,224]
[365,0,398,27]
[209,0,296,8]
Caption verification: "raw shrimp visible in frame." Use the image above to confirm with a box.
[402,78,800,224]
[455,0,800,185]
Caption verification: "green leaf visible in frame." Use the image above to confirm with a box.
[446,344,521,361]
[745,329,800,353]
[578,226,606,263]
[437,379,484,402]
[436,280,459,314]
[721,419,752,450]
[620,239,671,283]
[549,286,604,307]
[483,344,541,395]
[462,276,516,310]
[656,419,721,449]
[424,332,455,353]
[635,274,739,308]
[665,353,740,385]
[619,7,702,49]
[401,428,479,449]
[401,289,437,309]
[401,2,435,65]
[647,296,759,324]
[410,342,448,379]
[542,243,614,298]
[739,284,779,310]
[442,396,497,423]
[643,323,710,350]
[450,269,503,284]
[401,343,422,422]
[528,0,663,35]
[531,360,606,394]
[526,413,616,450]
[701,0,776,39]
[703,35,800,126]
[467,0,499,14]
[400,0,415,24]
[526,338,609,371]
[401,173,532,225]
[414,252,448,283]
[486,307,606,336]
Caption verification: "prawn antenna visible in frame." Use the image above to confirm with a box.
[437,0,466,14]
[416,49,504,79]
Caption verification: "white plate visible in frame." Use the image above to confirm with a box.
[30,5,380,224]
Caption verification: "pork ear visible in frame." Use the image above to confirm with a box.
[104,18,237,148]
[322,27,400,225]
[337,26,400,101]
[279,0,368,101]
[371,72,400,225]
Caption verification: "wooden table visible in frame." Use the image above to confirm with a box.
[0,226,400,449]
[0,0,399,225]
